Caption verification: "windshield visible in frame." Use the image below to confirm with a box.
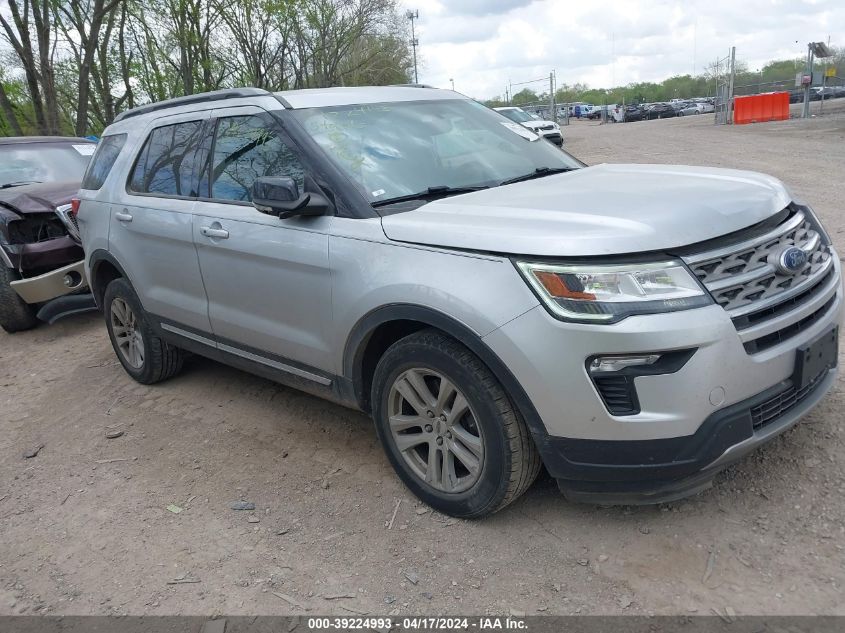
[0,142,95,187]
[293,99,582,205]
[496,108,533,123]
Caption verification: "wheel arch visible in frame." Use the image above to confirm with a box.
[343,304,550,444]
[88,249,132,309]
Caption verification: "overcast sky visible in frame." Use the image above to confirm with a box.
[398,0,845,100]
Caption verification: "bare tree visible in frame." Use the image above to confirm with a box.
[54,0,124,135]
[0,0,60,133]
[0,0,412,134]
[217,0,292,89]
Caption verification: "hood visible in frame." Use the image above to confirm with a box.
[380,164,793,257]
[0,180,80,215]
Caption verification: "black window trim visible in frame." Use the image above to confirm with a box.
[81,132,128,191]
[124,117,213,202]
[198,108,321,210]
[116,103,376,219]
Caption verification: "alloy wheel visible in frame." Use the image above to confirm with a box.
[387,368,484,493]
[110,297,144,369]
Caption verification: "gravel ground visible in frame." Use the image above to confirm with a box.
[2,105,845,618]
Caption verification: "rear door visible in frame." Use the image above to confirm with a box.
[109,112,213,333]
[192,106,334,373]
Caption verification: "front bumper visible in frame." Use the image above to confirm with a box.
[9,259,88,304]
[483,265,842,503]
[553,365,836,504]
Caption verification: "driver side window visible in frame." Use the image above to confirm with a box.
[210,114,305,202]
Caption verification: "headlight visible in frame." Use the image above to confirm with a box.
[516,260,712,323]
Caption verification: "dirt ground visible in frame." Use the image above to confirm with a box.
[2,105,845,618]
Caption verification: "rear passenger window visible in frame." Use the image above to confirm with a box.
[82,134,127,190]
[129,121,205,197]
[210,114,304,202]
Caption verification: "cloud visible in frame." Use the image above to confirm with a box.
[402,0,845,99]
[445,0,536,16]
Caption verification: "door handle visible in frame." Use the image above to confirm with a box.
[200,226,229,239]
[115,211,133,222]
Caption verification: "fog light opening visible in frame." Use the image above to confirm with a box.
[63,271,83,288]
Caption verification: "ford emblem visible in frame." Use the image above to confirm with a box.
[775,246,807,275]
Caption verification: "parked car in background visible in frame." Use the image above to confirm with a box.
[494,106,563,146]
[578,104,595,118]
[812,86,844,99]
[790,89,822,103]
[644,103,678,120]
[621,105,644,122]
[0,136,98,332]
[694,101,715,114]
[674,102,701,116]
[79,86,841,518]
[584,105,621,121]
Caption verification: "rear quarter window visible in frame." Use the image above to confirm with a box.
[81,134,127,190]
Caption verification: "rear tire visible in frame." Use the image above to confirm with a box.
[103,277,184,384]
[371,329,541,519]
[0,266,38,333]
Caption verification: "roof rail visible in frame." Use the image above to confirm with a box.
[388,83,437,89]
[113,88,271,123]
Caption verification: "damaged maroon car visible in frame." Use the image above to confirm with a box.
[0,136,97,332]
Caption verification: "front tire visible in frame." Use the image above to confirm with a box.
[0,266,38,333]
[104,278,184,384]
[371,330,540,518]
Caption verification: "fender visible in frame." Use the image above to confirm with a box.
[343,303,552,445]
[87,248,134,307]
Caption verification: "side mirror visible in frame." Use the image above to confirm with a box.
[251,176,329,220]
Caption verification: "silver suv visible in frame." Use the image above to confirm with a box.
[77,86,841,518]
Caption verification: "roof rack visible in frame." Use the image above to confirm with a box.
[113,88,271,122]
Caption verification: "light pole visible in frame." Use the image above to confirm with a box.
[406,10,419,84]
[450,78,454,91]
[803,42,833,118]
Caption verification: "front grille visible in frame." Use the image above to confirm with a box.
[7,215,67,244]
[683,208,836,351]
[750,369,828,430]
[743,295,836,354]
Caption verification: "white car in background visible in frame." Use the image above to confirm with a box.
[694,101,715,114]
[494,107,563,146]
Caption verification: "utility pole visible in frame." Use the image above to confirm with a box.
[727,46,736,125]
[802,43,814,119]
[406,10,419,84]
[450,78,455,91]
[821,35,831,115]
[549,71,555,122]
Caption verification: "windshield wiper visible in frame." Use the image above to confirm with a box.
[499,167,575,186]
[0,180,42,189]
[372,185,488,207]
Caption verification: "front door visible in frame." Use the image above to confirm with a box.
[192,106,334,374]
